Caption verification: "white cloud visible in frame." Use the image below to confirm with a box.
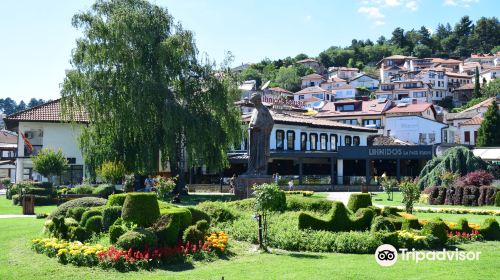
[358,6,385,19]
[375,20,386,26]
[443,0,457,5]
[406,1,418,11]
[443,0,479,7]
[385,0,401,6]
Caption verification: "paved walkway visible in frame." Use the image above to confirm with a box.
[0,214,36,219]
[326,192,362,205]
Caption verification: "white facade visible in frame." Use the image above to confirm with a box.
[480,69,499,85]
[332,88,356,100]
[459,124,480,146]
[385,116,447,145]
[349,75,379,90]
[301,77,324,88]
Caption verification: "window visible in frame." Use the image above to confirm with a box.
[362,119,381,128]
[330,134,338,151]
[464,131,470,143]
[276,130,284,150]
[353,136,360,146]
[413,92,426,98]
[337,104,355,112]
[287,130,295,150]
[299,95,304,100]
[60,165,84,185]
[320,133,328,150]
[345,135,352,146]
[419,133,427,144]
[310,133,318,150]
[340,119,358,125]
[312,93,324,99]
[309,81,314,87]
[300,133,307,151]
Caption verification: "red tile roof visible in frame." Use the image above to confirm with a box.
[296,58,319,64]
[294,86,327,95]
[462,97,498,113]
[271,112,376,132]
[268,87,293,94]
[301,73,324,80]
[315,100,389,118]
[460,117,483,126]
[4,99,88,126]
[385,102,433,114]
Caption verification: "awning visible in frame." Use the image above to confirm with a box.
[473,148,500,161]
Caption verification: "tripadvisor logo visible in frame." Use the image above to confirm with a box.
[374,244,481,267]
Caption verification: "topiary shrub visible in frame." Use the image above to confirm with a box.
[67,207,87,221]
[197,202,236,224]
[402,218,421,230]
[49,197,107,218]
[92,184,115,198]
[182,220,209,244]
[69,226,89,242]
[107,193,128,207]
[382,206,399,216]
[462,186,480,206]
[478,186,498,206]
[347,193,372,213]
[350,208,375,231]
[80,209,103,227]
[286,196,334,213]
[149,215,181,246]
[102,206,122,230]
[450,218,471,233]
[187,207,211,225]
[496,192,500,207]
[422,220,448,247]
[427,186,447,205]
[49,217,69,239]
[479,218,500,241]
[109,225,126,244]
[85,215,103,234]
[367,206,382,216]
[370,216,396,232]
[116,229,158,251]
[161,207,192,233]
[298,201,351,232]
[64,217,79,228]
[121,193,160,227]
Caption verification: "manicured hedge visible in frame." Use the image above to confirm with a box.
[67,207,87,222]
[49,197,107,218]
[479,218,500,240]
[107,193,128,207]
[80,209,103,227]
[196,202,236,224]
[102,206,122,230]
[347,193,372,212]
[85,216,103,233]
[161,207,192,234]
[370,216,395,232]
[496,192,500,207]
[401,217,421,230]
[422,220,448,247]
[116,229,158,251]
[69,226,89,242]
[92,184,115,198]
[109,225,126,244]
[450,218,472,233]
[148,215,180,246]
[286,196,334,213]
[187,207,211,225]
[182,220,209,243]
[25,187,54,196]
[121,193,160,227]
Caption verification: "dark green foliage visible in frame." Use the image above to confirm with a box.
[187,207,211,225]
[478,186,498,206]
[116,229,158,251]
[286,196,334,213]
[68,185,94,194]
[496,192,500,207]
[477,100,500,147]
[197,202,236,224]
[85,216,103,234]
[92,184,115,198]
[149,215,181,246]
[107,193,128,207]
[479,218,500,240]
[382,206,399,216]
[102,206,122,230]
[373,231,400,248]
[49,197,107,218]
[253,183,287,213]
[386,216,404,230]
[24,187,53,196]
[80,209,103,227]
[160,207,192,233]
[347,193,372,212]
[367,206,382,216]
[49,217,69,239]
[182,220,209,244]
[64,217,79,228]
[402,218,421,230]
[370,216,396,232]
[121,193,160,227]
[351,208,375,231]
[109,225,126,244]
[418,146,488,189]
[67,207,87,221]
[473,66,481,99]
[227,198,256,212]
[69,226,89,242]
[32,148,68,181]
[451,218,471,233]
[422,221,448,247]
[11,195,20,205]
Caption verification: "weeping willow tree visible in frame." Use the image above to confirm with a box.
[61,0,241,188]
[417,146,488,189]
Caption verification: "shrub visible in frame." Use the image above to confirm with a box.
[32,148,68,182]
[426,186,446,205]
[286,196,334,213]
[399,179,420,214]
[11,194,20,205]
[64,217,79,228]
[48,217,69,239]
[422,221,448,247]
[25,187,53,196]
[69,226,89,242]
[458,170,494,187]
[451,218,471,233]
[98,161,126,184]
[161,207,192,233]
[347,193,372,212]
[228,198,256,212]
[479,218,500,240]
[116,229,158,251]
[418,194,429,204]
[478,186,498,206]
[187,207,211,225]
[496,192,500,207]
[102,206,122,230]
[197,202,236,224]
[80,209,103,227]
[373,231,400,248]
[462,186,480,206]
[121,193,160,227]
[71,184,95,195]
[402,218,421,230]
[182,220,209,244]
[350,208,375,231]
[92,184,115,198]
[49,197,107,218]
[67,207,87,221]
[298,201,353,232]
[253,183,286,212]
[155,176,176,201]
[149,215,181,246]
[107,193,128,207]
[85,216,103,233]
[370,216,396,232]
[109,225,126,244]
[382,206,399,216]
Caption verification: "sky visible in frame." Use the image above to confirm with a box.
[0,0,498,103]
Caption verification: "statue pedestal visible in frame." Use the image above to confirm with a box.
[235,175,273,199]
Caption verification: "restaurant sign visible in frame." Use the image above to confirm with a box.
[338,145,433,159]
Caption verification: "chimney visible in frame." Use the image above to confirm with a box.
[412,98,417,104]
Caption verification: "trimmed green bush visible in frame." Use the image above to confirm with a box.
[450,218,471,233]
[228,198,256,212]
[298,201,351,232]
[25,187,53,196]
[161,207,192,233]
[109,225,126,244]
[92,184,115,198]
[67,207,87,221]
[49,217,69,239]
[386,216,404,230]
[197,202,236,224]
[187,207,211,225]
[49,197,107,218]
[382,206,399,216]
[64,217,79,228]
[371,216,396,232]
[149,215,181,246]
[495,192,500,207]
[422,221,448,247]
[347,193,372,212]
[121,193,160,227]
[85,215,103,233]
[402,218,421,230]
[367,206,382,216]
[183,219,210,243]
[286,196,334,213]
[116,229,158,251]
[71,185,95,194]
[351,208,375,231]
[69,226,89,242]
[479,218,500,240]
[80,209,103,227]
[373,231,400,248]
[107,193,128,207]
[102,206,122,230]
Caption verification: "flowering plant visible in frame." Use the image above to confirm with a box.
[447,230,483,244]
[32,238,106,266]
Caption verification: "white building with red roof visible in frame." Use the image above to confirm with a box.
[300,73,325,89]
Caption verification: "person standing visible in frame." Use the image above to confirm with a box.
[288,180,294,191]
[229,174,237,194]
[144,175,155,192]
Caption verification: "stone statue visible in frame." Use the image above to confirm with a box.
[246,93,274,175]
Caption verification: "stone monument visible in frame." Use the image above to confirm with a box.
[235,93,274,199]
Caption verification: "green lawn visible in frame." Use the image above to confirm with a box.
[1,217,500,279]
[0,197,58,215]
[412,212,499,224]
[372,192,500,210]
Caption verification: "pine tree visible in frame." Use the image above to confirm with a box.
[476,100,500,147]
[473,66,481,99]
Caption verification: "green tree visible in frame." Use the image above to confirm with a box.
[98,161,126,184]
[253,183,286,250]
[274,66,301,92]
[390,27,408,50]
[471,17,500,53]
[473,66,481,99]
[399,179,420,214]
[376,35,387,45]
[1,98,17,115]
[61,0,241,190]
[32,148,68,183]
[240,67,262,88]
[413,44,432,58]
[482,78,500,97]
[476,100,500,147]
[17,100,27,112]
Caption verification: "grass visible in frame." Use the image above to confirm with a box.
[412,212,499,224]
[1,217,500,279]
[372,192,500,210]
[177,193,235,206]
[0,197,58,215]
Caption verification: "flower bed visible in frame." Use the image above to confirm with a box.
[284,191,314,197]
[447,230,483,244]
